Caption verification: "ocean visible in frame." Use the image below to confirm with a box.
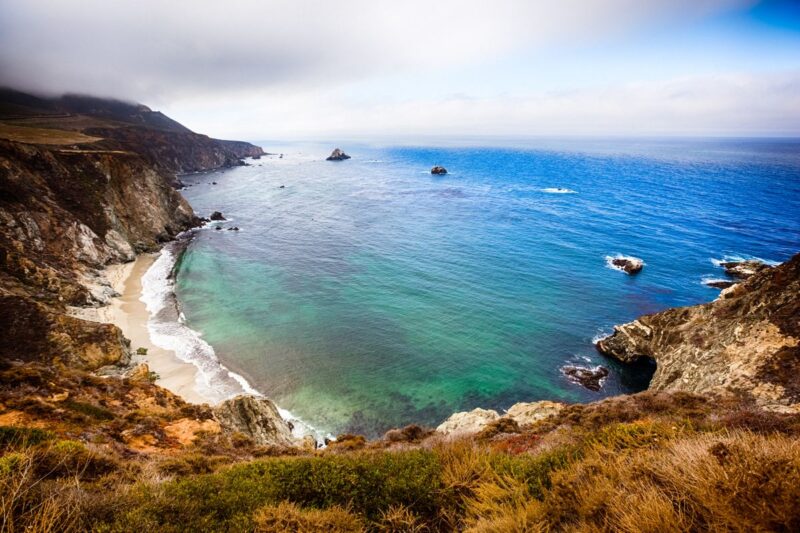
[144,138,800,438]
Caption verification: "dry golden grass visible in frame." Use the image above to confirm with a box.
[253,501,364,532]
[465,430,800,532]
[0,122,101,145]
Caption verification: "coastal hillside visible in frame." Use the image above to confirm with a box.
[0,89,263,368]
[0,90,798,531]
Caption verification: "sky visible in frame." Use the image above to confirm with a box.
[1,0,799,140]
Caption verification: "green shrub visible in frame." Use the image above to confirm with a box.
[0,425,55,449]
[64,400,115,420]
[95,449,443,531]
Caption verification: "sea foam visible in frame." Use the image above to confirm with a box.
[541,187,577,194]
[140,239,326,442]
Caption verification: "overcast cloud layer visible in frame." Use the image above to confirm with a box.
[2,0,798,138]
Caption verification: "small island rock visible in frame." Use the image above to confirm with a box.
[561,365,609,391]
[210,211,226,221]
[326,148,351,161]
[431,166,448,175]
[610,256,644,274]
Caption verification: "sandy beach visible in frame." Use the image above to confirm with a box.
[70,254,207,404]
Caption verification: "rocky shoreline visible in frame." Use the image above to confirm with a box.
[2,88,799,454]
[597,253,799,412]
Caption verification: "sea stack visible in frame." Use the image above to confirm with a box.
[210,211,226,221]
[326,148,351,161]
[609,256,644,274]
[431,166,448,175]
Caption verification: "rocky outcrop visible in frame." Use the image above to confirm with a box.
[326,148,350,161]
[704,279,736,290]
[597,253,800,411]
[721,259,771,279]
[504,400,565,426]
[209,211,226,221]
[431,166,447,175]
[436,400,565,436]
[213,395,298,447]
[436,407,499,436]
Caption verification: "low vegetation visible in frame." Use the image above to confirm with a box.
[1,391,798,531]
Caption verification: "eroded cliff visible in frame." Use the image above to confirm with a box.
[597,253,800,411]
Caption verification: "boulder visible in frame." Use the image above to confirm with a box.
[326,148,351,161]
[209,211,226,221]
[431,166,448,175]
[213,395,298,447]
[610,256,644,274]
[227,226,240,231]
[436,408,499,436]
[437,401,565,436]
[124,363,152,383]
[505,401,565,426]
[561,365,609,391]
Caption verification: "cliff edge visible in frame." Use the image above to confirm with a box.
[597,253,799,411]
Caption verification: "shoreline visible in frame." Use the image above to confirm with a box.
[69,253,207,404]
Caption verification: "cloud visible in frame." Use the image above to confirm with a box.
[0,0,752,101]
[169,70,800,138]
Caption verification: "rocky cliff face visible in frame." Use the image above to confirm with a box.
[0,89,263,370]
[597,253,800,411]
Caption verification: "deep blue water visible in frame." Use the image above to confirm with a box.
[173,138,800,437]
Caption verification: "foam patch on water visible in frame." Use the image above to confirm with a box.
[592,329,613,344]
[701,276,734,286]
[541,187,577,194]
[710,254,780,267]
[140,241,328,443]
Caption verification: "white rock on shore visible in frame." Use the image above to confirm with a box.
[436,400,565,436]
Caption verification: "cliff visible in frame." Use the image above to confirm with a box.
[597,253,799,411]
[0,88,264,175]
[0,89,261,370]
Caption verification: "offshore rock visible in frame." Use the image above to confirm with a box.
[326,148,351,161]
[209,211,226,221]
[213,395,298,447]
[597,253,800,411]
[610,256,644,274]
[561,365,609,391]
[431,166,448,175]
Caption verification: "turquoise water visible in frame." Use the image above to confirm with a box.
[174,139,800,437]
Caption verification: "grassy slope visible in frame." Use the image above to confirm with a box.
[0,123,103,145]
[2,391,799,532]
